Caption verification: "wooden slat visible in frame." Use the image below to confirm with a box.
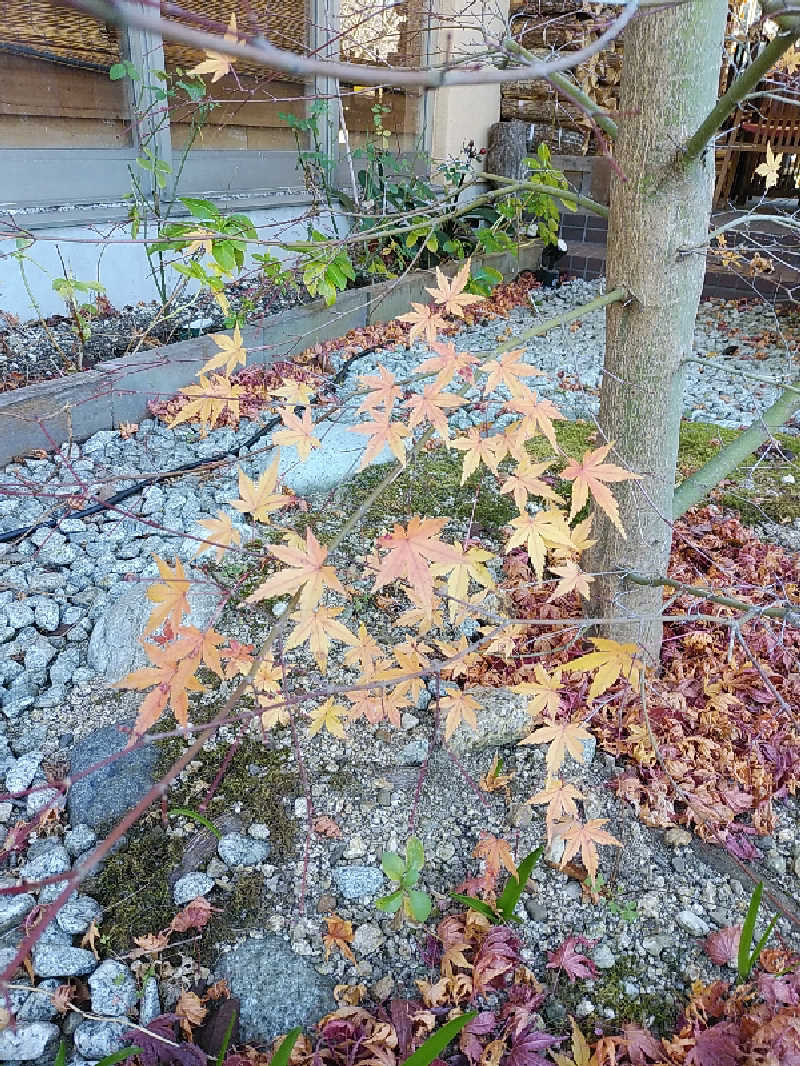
[0,53,127,120]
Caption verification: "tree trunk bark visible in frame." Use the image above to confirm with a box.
[485,120,529,183]
[586,0,727,665]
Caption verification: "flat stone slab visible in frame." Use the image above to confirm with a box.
[68,724,157,833]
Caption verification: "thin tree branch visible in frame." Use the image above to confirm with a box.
[684,29,800,162]
[59,0,640,89]
[625,572,800,623]
[672,380,800,518]
[681,355,800,396]
[496,286,627,352]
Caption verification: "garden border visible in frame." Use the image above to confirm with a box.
[0,244,542,465]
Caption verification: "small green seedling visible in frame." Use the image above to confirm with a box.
[584,872,638,922]
[376,835,432,922]
[737,880,778,983]
[451,846,543,924]
[270,1027,302,1066]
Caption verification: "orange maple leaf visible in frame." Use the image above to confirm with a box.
[348,415,409,468]
[397,303,448,344]
[561,442,641,536]
[520,717,594,774]
[176,990,207,1039]
[416,340,478,377]
[441,687,481,741]
[273,406,321,462]
[403,374,466,441]
[193,510,241,562]
[529,778,584,831]
[144,555,192,635]
[473,833,518,885]
[481,349,543,396]
[245,527,346,612]
[560,818,622,882]
[504,390,565,452]
[342,622,383,675]
[424,260,483,317]
[324,915,355,961]
[373,517,461,610]
[356,367,402,415]
[115,639,204,734]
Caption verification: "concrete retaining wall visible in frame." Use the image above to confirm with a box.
[0,244,542,464]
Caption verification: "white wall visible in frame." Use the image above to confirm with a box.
[1,205,349,321]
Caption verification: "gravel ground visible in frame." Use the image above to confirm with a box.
[0,276,799,1050]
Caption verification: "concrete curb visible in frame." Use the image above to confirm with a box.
[0,245,542,464]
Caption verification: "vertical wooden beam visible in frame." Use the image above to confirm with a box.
[310,0,339,168]
[119,0,172,188]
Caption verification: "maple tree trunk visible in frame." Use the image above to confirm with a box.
[586,0,727,666]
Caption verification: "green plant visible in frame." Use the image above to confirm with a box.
[376,835,432,922]
[451,846,543,924]
[583,873,639,922]
[737,880,778,982]
[280,102,340,237]
[291,229,356,306]
[51,273,108,369]
[401,1012,477,1066]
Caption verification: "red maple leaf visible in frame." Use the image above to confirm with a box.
[685,1022,741,1066]
[545,935,598,982]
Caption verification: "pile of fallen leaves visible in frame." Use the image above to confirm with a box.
[92,899,800,1066]
[469,506,800,855]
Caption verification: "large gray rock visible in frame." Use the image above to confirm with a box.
[332,865,384,900]
[74,1020,128,1059]
[31,942,97,978]
[445,686,531,756]
[217,833,270,868]
[277,421,393,496]
[19,844,70,884]
[0,1022,60,1061]
[215,938,336,1044]
[0,893,35,935]
[89,960,138,1016]
[55,893,103,936]
[87,569,220,683]
[16,979,60,1023]
[68,724,157,833]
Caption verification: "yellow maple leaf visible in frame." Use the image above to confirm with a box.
[551,1017,594,1066]
[169,373,243,432]
[505,508,575,580]
[513,664,562,721]
[424,260,483,317]
[499,458,561,512]
[481,349,544,396]
[441,687,481,740]
[432,544,494,621]
[566,637,642,701]
[451,428,505,482]
[529,778,584,832]
[186,12,240,83]
[561,442,641,536]
[285,606,356,671]
[231,456,289,524]
[473,833,517,883]
[144,555,192,635]
[755,141,783,191]
[397,303,449,345]
[520,717,594,774]
[308,696,348,739]
[200,323,247,377]
[192,510,241,562]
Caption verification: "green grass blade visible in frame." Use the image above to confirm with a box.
[168,807,221,839]
[270,1028,302,1066]
[54,1041,67,1066]
[497,846,543,919]
[94,1049,143,1066]
[450,894,498,922]
[400,1012,477,1066]
[750,913,779,972]
[738,881,763,981]
[216,1004,239,1066]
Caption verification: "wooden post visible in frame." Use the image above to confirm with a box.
[119,0,172,190]
[484,119,529,183]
